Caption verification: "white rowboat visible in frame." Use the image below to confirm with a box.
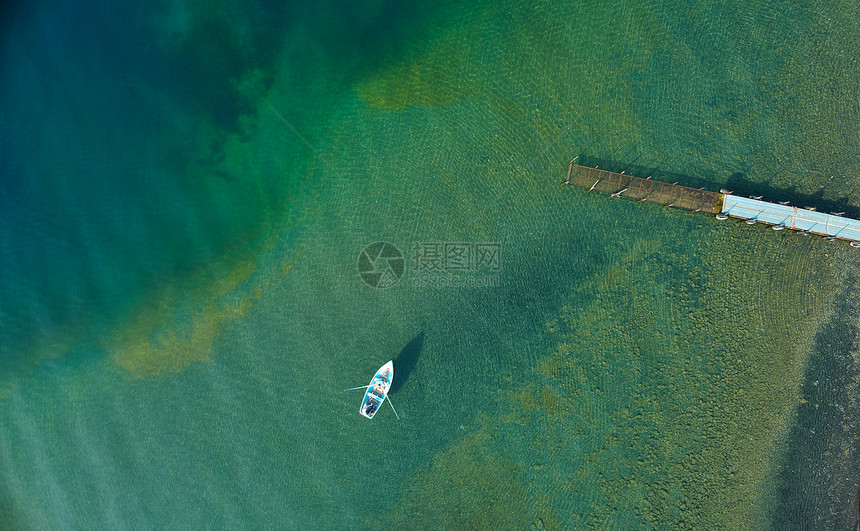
[344,361,398,420]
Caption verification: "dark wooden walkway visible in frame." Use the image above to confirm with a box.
[565,164,723,214]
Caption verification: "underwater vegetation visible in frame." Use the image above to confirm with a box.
[511,213,837,528]
[107,260,262,378]
[362,196,841,529]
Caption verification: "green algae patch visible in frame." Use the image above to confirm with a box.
[354,37,477,110]
[502,221,838,528]
[108,260,261,378]
[378,424,557,530]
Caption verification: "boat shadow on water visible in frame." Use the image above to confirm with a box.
[391,331,424,395]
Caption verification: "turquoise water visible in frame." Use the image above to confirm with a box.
[1,0,858,528]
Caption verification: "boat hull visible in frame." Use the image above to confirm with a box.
[360,361,394,419]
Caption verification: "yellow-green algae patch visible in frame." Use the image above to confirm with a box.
[354,35,478,110]
[107,260,262,378]
[508,223,838,528]
[377,417,560,530]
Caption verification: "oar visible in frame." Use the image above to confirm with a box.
[386,396,400,420]
[343,385,370,392]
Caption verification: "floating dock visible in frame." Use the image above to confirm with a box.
[566,163,860,244]
[720,195,860,241]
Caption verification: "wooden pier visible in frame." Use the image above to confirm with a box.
[565,161,860,245]
[566,164,723,213]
